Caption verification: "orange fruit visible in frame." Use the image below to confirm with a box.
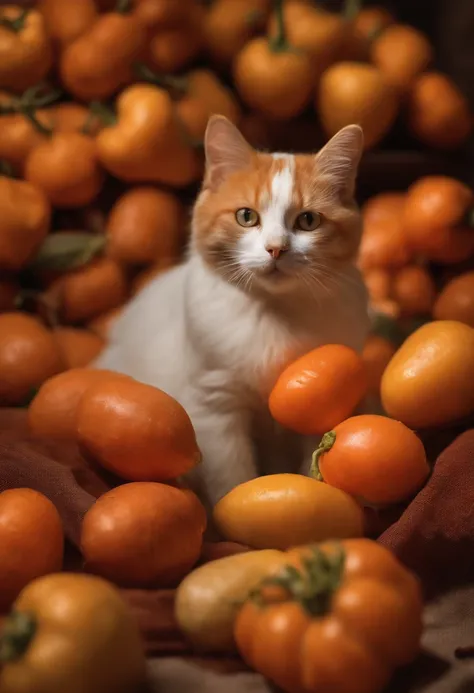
[77,377,201,481]
[433,271,474,327]
[81,482,206,587]
[131,258,175,295]
[391,265,436,317]
[54,327,105,368]
[371,24,433,92]
[0,488,64,610]
[106,187,183,266]
[0,312,65,405]
[269,344,367,435]
[88,305,123,340]
[362,192,406,226]
[48,257,128,324]
[363,268,392,302]
[361,334,397,397]
[358,218,411,271]
[28,368,131,440]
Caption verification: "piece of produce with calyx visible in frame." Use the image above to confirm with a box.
[175,549,286,653]
[235,539,423,693]
[310,415,429,506]
[0,573,147,693]
[213,474,364,550]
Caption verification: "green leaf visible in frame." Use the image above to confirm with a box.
[30,232,106,272]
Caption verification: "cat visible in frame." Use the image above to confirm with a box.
[95,115,370,508]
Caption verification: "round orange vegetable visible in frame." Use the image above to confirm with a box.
[371,24,433,92]
[0,573,147,693]
[269,344,368,435]
[60,7,146,101]
[95,84,201,186]
[0,488,64,611]
[25,132,104,208]
[47,257,128,324]
[235,539,423,693]
[106,186,183,265]
[0,111,49,173]
[407,72,473,150]
[81,482,206,587]
[433,271,474,327]
[311,415,429,506]
[233,0,313,120]
[0,6,52,93]
[0,312,65,406]
[77,377,201,481]
[358,218,411,271]
[381,320,474,429]
[363,268,392,303]
[146,4,204,74]
[403,176,474,264]
[213,474,364,550]
[28,369,131,441]
[0,175,50,271]
[318,62,398,149]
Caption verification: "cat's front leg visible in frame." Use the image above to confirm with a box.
[186,407,258,510]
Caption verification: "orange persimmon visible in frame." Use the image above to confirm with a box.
[54,327,105,368]
[358,218,411,271]
[77,377,201,481]
[311,415,429,505]
[371,24,433,92]
[433,271,474,327]
[391,265,436,317]
[269,344,367,435]
[39,0,98,50]
[235,539,423,693]
[361,334,397,397]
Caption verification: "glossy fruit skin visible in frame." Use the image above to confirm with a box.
[48,258,128,324]
[175,549,286,653]
[407,72,473,150]
[77,377,201,481]
[233,37,314,120]
[403,176,474,263]
[433,272,474,327]
[0,176,51,271]
[60,12,146,101]
[269,344,368,435]
[0,488,64,611]
[81,482,206,587]
[391,265,436,318]
[235,539,423,693]
[0,573,147,693]
[371,24,433,91]
[315,415,429,506]
[381,320,474,428]
[106,186,183,265]
[28,369,130,440]
[0,312,65,405]
[39,0,98,50]
[24,133,104,208]
[213,474,364,550]
[0,6,52,93]
[318,62,399,149]
[361,334,396,397]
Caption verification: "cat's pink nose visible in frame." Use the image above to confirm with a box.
[266,246,286,259]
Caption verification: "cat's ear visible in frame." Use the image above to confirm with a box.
[203,115,253,190]
[315,125,364,198]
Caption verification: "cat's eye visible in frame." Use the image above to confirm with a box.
[294,211,321,232]
[235,208,259,227]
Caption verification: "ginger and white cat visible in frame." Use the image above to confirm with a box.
[96,116,370,507]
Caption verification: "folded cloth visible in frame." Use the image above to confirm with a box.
[0,408,473,693]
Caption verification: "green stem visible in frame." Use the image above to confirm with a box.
[269,0,288,52]
[0,7,29,32]
[115,0,132,13]
[89,101,117,126]
[343,0,362,21]
[253,545,345,616]
[0,611,36,663]
[310,430,336,480]
[133,63,189,97]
